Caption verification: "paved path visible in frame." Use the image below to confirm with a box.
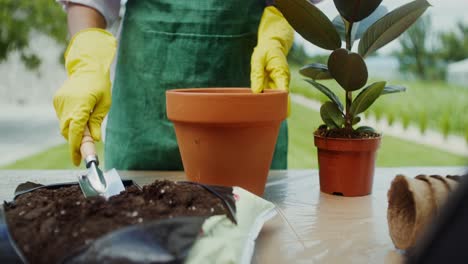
[0,104,65,166]
[291,94,468,157]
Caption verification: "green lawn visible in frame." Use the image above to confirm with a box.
[1,142,104,170]
[2,102,466,170]
[287,103,467,169]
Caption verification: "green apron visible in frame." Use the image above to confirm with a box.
[105,0,288,170]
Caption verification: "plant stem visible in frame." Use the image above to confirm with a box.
[345,21,354,131]
[345,91,353,130]
[345,21,353,51]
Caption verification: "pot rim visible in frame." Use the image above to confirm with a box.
[166,87,287,97]
[314,134,382,142]
[314,134,382,152]
[166,88,288,123]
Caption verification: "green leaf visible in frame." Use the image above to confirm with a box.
[358,0,431,58]
[382,85,406,95]
[299,63,332,80]
[352,116,361,125]
[350,81,386,116]
[332,6,388,42]
[304,79,344,111]
[356,126,377,133]
[321,116,338,129]
[333,0,383,22]
[276,0,341,50]
[320,102,345,129]
[328,48,368,91]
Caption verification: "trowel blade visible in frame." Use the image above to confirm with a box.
[102,168,126,198]
[78,168,125,199]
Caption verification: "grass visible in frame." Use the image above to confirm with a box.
[2,103,465,169]
[287,103,467,168]
[290,65,468,139]
[1,142,104,170]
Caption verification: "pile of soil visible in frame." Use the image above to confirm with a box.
[4,180,231,264]
[315,125,381,139]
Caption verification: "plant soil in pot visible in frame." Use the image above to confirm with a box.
[3,180,234,264]
[314,129,381,196]
[166,88,288,195]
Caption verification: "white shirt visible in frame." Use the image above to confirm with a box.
[56,0,122,28]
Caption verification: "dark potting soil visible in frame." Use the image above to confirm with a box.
[4,180,230,264]
[315,125,381,139]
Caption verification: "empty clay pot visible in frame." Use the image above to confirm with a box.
[166,88,288,195]
[314,135,381,197]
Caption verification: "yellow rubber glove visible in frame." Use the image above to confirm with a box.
[251,6,294,114]
[53,28,117,166]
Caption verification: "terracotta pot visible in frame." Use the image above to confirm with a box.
[166,88,288,195]
[314,135,381,197]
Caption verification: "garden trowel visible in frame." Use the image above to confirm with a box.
[78,126,125,198]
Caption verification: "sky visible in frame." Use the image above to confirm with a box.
[298,0,468,55]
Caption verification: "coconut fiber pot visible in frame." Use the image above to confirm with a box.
[166,88,288,195]
[314,135,381,197]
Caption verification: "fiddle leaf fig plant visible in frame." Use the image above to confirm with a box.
[276,0,430,134]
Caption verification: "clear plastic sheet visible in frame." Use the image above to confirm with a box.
[253,167,466,263]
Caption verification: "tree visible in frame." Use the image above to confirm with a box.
[393,15,444,80]
[0,0,67,70]
[288,42,310,65]
[438,21,468,63]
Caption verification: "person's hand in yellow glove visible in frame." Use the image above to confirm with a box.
[251,6,294,108]
[53,29,117,166]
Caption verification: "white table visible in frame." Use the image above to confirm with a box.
[1,167,466,263]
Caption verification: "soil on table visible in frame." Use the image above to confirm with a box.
[315,125,381,139]
[4,180,230,264]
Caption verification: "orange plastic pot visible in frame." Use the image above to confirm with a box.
[166,88,288,195]
[314,135,381,197]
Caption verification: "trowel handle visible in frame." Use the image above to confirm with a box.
[80,126,98,166]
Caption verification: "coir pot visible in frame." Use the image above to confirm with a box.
[314,135,381,197]
[166,88,288,195]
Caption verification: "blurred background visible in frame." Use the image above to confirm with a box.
[0,0,467,169]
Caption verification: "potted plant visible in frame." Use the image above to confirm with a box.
[276,0,430,196]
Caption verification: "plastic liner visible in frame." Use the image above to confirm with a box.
[63,217,206,264]
[0,180,237,264]
[0,208,23,264]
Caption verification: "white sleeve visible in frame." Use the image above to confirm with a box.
[56,0,121,28]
